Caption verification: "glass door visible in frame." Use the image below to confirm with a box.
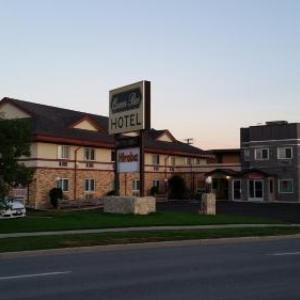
[248,180,264,201]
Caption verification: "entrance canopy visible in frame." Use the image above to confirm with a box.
[205,168,275,179]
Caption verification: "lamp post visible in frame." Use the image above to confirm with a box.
[205,176,212,193]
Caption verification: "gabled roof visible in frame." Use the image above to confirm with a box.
[0,97,212,157]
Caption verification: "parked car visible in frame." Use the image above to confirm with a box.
[0,198,26,218]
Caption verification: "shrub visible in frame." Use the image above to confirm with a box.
[106,190,116,196]
[49,188,63,209]
[168,175,187,199]
[150,186,159,196]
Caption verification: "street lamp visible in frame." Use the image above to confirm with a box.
[205,176,212,193]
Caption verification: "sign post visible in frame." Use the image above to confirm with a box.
[109,81,151,197]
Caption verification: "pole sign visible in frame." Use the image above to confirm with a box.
[117,147,140,173]
[109,81,151,135]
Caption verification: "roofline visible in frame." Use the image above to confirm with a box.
[208,148,240,154]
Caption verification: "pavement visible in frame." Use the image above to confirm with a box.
[1,223,299,239]
[1,236,300,300]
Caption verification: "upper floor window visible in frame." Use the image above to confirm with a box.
[187,158,192,165]
[278,179,294,194]
[244,149,250,161]
[84,147,95,161]
[111,150,116,162]
[171,156,176,166]
[57,178,69,192]
[277,147,293,159]
[254,148,269,160]
[152,154,160,165]
[58,145,70,159]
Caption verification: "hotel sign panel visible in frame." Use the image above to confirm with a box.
[117,147,140,173]
[109,81,150,135]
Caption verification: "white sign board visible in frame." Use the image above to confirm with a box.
[117,148,140,173]
[109,81,150,135]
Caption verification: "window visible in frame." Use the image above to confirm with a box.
[58,145,70,159]
[111,150,116,162]
[187,158,192,165]
[254,148,269,160]
[152,154,160,165]
[153,180,160,189]
[57,178,69,192]
[244,149,250,161]
[132,179,140,191]
[84,148,95,161]
[277,147,293,159]
[279,179,294,194]
[171,156,176,166]
[85,179,95,192]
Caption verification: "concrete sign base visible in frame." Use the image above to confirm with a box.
[103,196,156,215]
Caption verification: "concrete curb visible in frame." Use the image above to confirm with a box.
[2,233,300,259]
[1,223,300,239]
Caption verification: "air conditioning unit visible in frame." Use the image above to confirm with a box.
[86,162,94,168]
[59,160,68,167]
[154,166,159,171]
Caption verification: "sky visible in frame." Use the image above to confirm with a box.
[0,0,299,149]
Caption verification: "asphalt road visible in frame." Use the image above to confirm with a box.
[1,238,300,300]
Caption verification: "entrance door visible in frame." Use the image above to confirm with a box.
[248,180,264,201]
[232,180,241,201]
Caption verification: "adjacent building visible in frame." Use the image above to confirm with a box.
[208,121,300,202]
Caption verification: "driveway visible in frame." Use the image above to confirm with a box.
[158,200,300,223]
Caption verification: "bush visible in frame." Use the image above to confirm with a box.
[168,175,187,199]
[49,188,63,209]
[150,186,159,196]
[106,190,116,196]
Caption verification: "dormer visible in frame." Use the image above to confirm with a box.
[0,101,31,119]
[156,130,176,143]
[69,115,104,132]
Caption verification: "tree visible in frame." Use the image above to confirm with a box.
[0,118,34,202]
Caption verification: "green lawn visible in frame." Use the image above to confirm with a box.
[0,227,299,253]
[0,209,279,234]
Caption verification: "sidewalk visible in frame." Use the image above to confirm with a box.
[1,223,299,239]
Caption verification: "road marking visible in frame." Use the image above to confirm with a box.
[0,271,71,281]
[271,251,300,256]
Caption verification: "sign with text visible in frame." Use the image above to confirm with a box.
[109,81,151,135]
[117,147,140,173]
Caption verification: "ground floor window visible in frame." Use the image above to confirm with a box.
[232,180,241,200]
[278,179,293,194]
[153,180,160,189]
[132,179,140,192]
[57,178,69,192]
[85,179,95,192]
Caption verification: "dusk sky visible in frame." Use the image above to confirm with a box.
[1,0,299,149]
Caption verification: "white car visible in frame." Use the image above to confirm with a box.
[0,199,26,218]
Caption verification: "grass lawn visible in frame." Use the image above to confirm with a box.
[0,227,299,253]
[0,209,280,234]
